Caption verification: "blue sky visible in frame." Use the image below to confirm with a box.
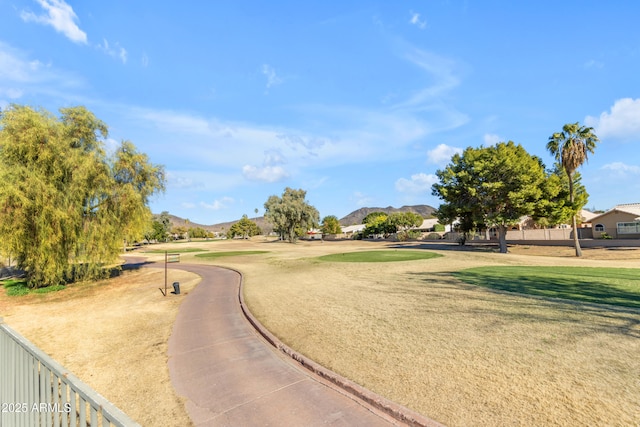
[1,1,639,225]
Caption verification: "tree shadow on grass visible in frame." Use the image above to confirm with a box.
[452,268,640,309]
[403,270,640,339]
[119,257,154,272]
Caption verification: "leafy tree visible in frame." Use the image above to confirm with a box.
[264,188,319,243]
[386,212,423,240]
[546,122,598,257]
[432,141,547,253]
[362,212,386,225]
[188,227,213,239]
[320,215,342,235]
[0,104,165,287]
[146,211,171,242]
[387,212,423,232]
[146,220,168,242]
[533,163,588,228]
[227,215,261,239]
[171,225,188,240]
[362,212,394,238]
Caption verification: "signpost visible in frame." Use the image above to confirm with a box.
[159,251,180,296]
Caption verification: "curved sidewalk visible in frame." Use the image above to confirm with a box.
[163,262,441,426]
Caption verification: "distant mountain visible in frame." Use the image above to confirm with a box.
[155,213,269,233]
[157,204,437,232]
[339,205,437,225]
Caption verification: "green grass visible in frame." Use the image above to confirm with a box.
[318,250,443,263]
[143,248,209,254]
[195,250,269,259]
[2,279,65,296]
[454,266,640,309]
[3,279,30,296]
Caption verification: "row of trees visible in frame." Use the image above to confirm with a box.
[432,123,598,255]
[0,105,165,287]
[360,211,424,239]
[0,102,596,290]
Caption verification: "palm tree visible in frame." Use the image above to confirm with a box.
[546,122,599,257]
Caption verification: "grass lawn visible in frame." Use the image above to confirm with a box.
[194,250,268,259]
[454,266,640,309]
[318,250,442,262]
[4,240,640,427]
[2,279,65,296]
[143,248,209,253]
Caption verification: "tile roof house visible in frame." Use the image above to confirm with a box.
[590,203,640,239]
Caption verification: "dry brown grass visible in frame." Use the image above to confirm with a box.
[0,266,200,427]
[2,239,639,426]
[186,239,640,427]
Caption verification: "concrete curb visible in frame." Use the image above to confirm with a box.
[233,268,445,427]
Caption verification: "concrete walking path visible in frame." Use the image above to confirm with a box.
[142,260,440,426]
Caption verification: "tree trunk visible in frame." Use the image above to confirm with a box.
[569,174,582,257]
[498,225,508,253]
[572,214,582,257]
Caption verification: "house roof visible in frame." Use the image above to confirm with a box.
[341,224,366,233]
[418,218,439,229]
[579,209,598,222]
[590,203,640,223]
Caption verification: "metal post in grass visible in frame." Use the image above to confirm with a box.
[160,251,180,296]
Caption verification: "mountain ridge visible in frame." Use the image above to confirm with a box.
[338,205,437,226]
[158,204,438,231]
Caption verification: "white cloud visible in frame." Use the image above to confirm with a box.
[181,202,196,209]
[351,191,374,207]
[601,162,640,175]
[20,0,87,44]
[0,42,85,101]
[0,43,45,83]
[165,170,242,192]
[393,48,461,110]
[98,39,127,64]
[242,165,289,182]
[201,197,235,211]
[263,149,287,165]
[483,133,501,146]
[261,64,283,92]
[395,173,438,194]
[409,11,427,29]
[585,98,640,141]
[427,143,462,164]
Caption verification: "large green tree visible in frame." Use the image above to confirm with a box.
[227,215,261,239]
[0,105,165,287]
[546,122,598,257]
[362,212,394,238]
[264,188,319,243]
[432,141,547,253]
[533,163,588,228]
[320,215,342,235]
[387,212,423,232]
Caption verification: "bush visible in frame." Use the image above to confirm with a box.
[600,232,613,240]
[425,232,442,240]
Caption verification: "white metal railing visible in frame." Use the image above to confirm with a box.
[0,318,140,427]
